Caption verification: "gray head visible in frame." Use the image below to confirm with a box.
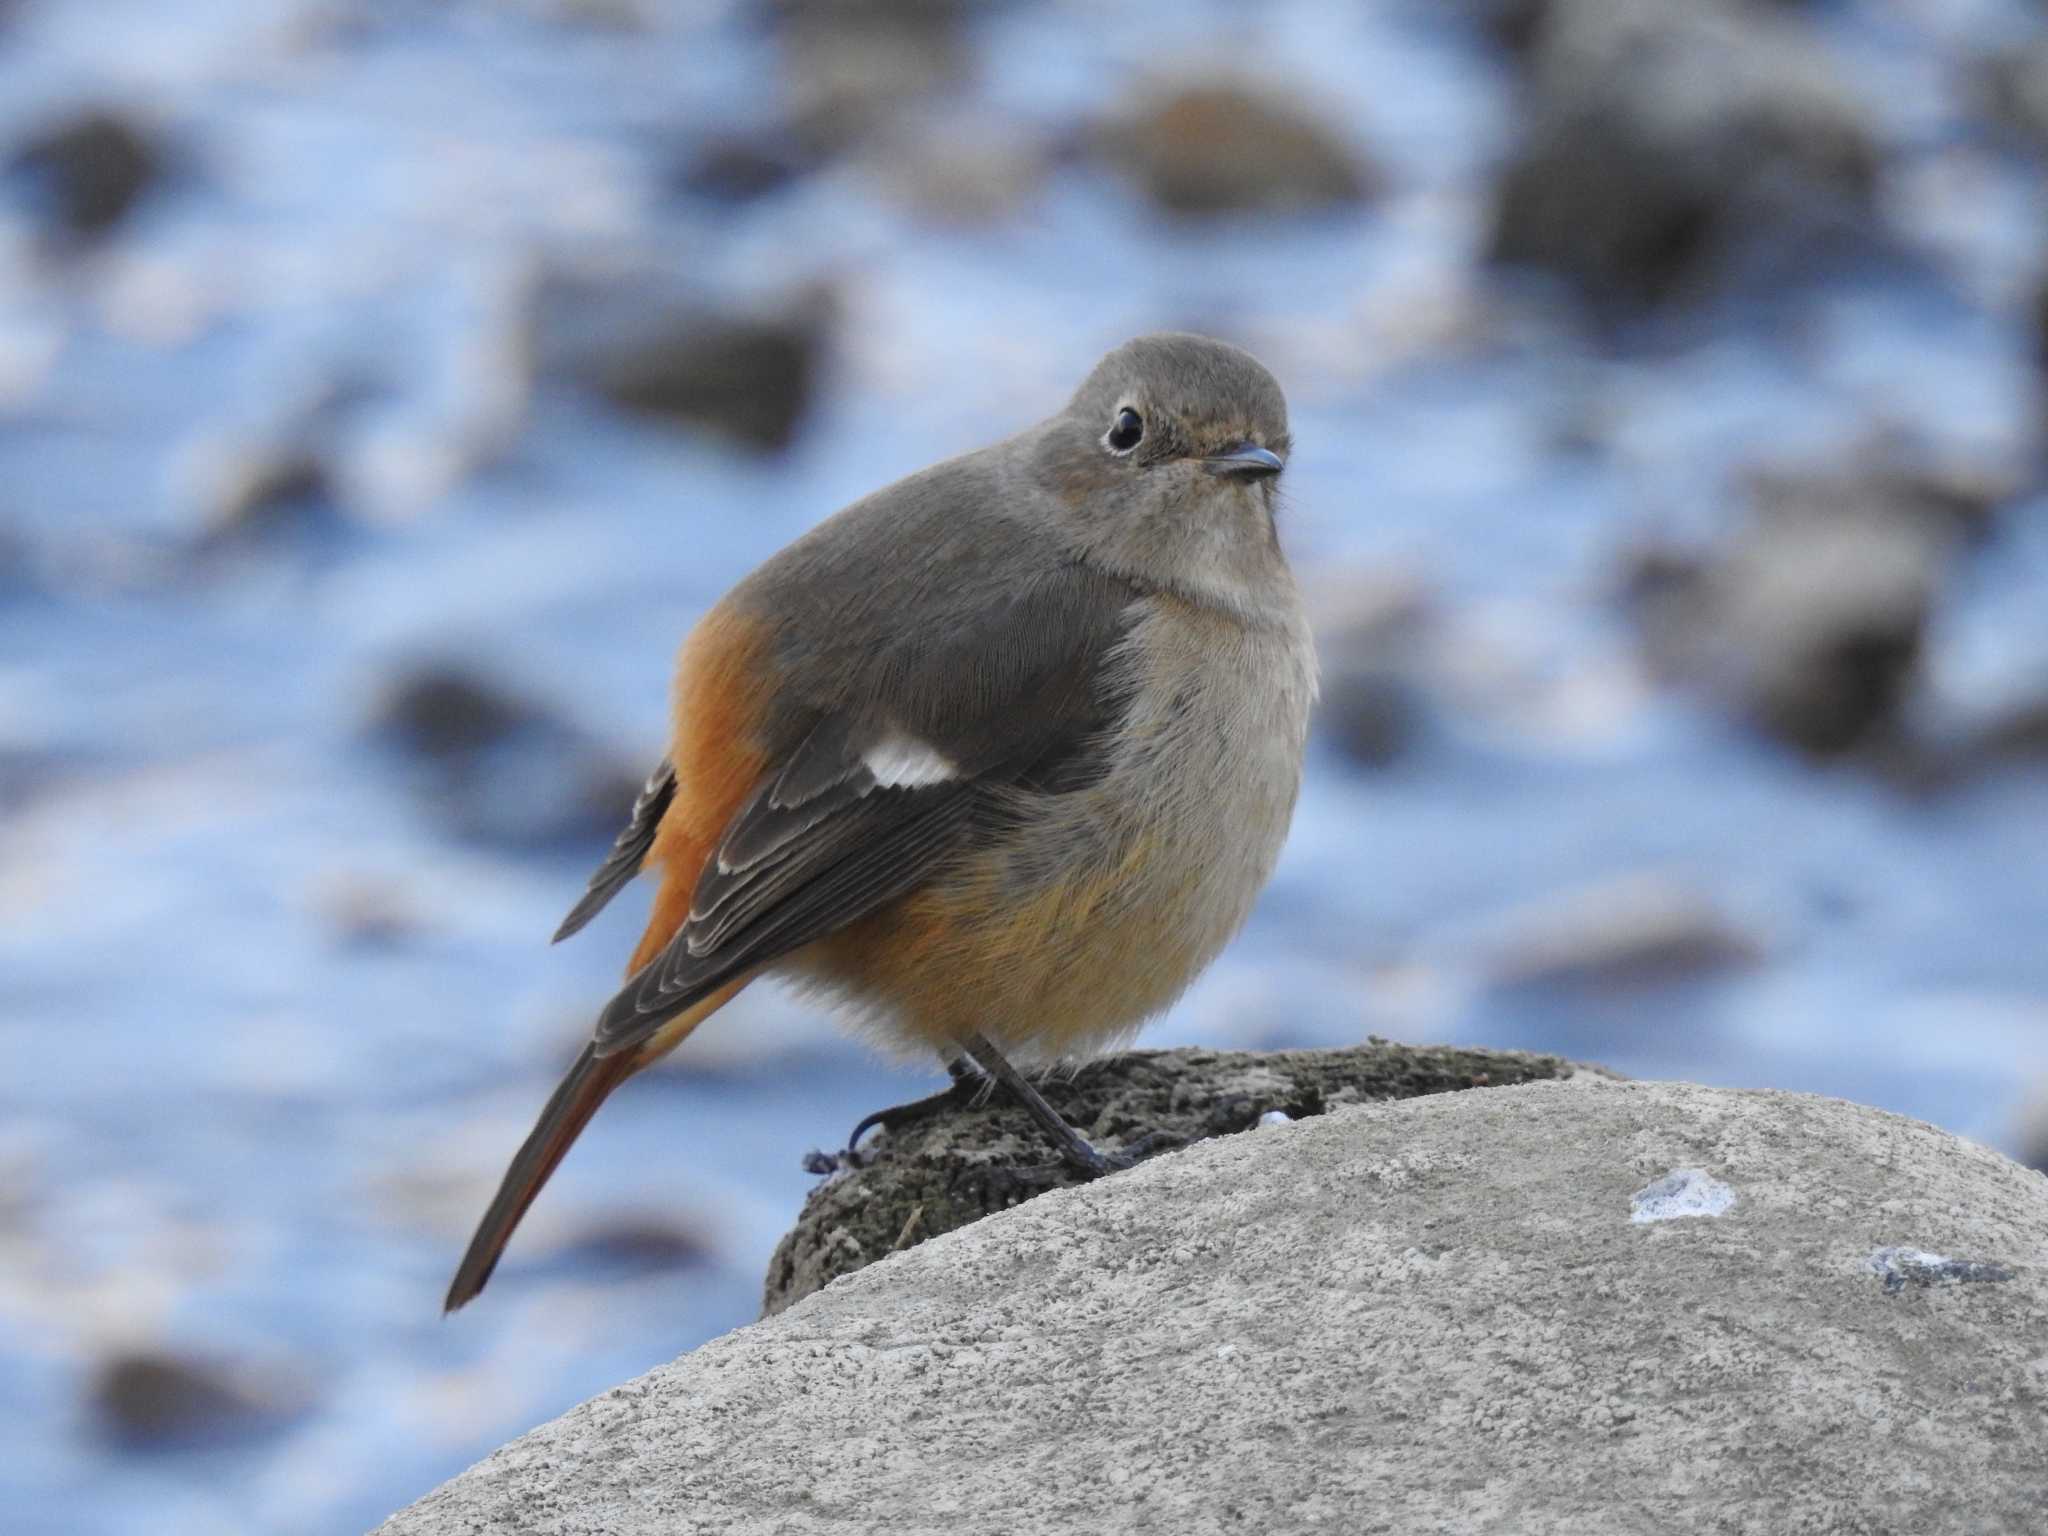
[1026,333,1297,622]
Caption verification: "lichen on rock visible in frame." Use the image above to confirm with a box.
[763,1040,1600,1315]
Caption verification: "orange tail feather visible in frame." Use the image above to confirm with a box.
[443,978,750,1313]
[444,1044,637,1313]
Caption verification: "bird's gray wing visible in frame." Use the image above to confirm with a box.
[552,758,677,943]
[588,563,1138,1058]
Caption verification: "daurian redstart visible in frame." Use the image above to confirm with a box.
[446,333,1315,1311]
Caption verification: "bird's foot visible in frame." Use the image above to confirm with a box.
[951,1127,1187,1206]
[847,1075,980,1152]
[802,1071,982,1175]
[1069,1127,1186,1176]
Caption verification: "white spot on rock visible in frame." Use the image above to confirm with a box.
[1257,1110,1293,1128]
[1630,1168,1736,1224]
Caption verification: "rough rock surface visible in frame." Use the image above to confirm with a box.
[767,1041,1592,1315]
[376,1079,2048,1536]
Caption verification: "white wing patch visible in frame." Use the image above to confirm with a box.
[863,731,957,789]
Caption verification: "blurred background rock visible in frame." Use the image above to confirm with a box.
[1,1,2045,1531]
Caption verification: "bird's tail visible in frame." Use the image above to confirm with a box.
[443,979,749,1313]
[444,1043,637,1312]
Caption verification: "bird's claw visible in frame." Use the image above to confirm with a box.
[801,1146,869,1176]
[1087,1128,1187,1173]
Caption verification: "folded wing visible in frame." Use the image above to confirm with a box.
[588,564,1140,1059]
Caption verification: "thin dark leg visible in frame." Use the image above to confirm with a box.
[958,1031,1123,1177]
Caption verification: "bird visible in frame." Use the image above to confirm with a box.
[444,332,1316,1312]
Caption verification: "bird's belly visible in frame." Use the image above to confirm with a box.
[797,620,1312,1062]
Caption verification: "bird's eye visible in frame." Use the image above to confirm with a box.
[1105,406,1144,454]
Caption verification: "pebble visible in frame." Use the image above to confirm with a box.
[1479,872,1766,990]
[1092,80,1377,219]
[88,1349,310,1450]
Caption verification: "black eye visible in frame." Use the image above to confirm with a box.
[1105,406,1144,454]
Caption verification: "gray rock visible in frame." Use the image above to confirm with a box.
[770,0,967,156]
[530,269,833,454]
[1649,521,1930,757]
[1459,0,1817,57]
[10,108,165,242]
[182,375,397,546]
[1092,80,1377,219]
[193,440,340,546]
[88,1348,310,1449]
[864,116,1049,227]
[1981,38,2048,156]
[1623,447,2001,758]
[376,1079,2048,1535]
[1488,0,1875,311]
[1309,570,1435,770]
[367,663,642,850]
[1479,871,1766,990]
[2014,1078,2048,1177]
[767,1041,1594,1317]
[673,133,814,205]
[1967,691,2048,773]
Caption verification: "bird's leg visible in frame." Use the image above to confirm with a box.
[803,1055,981,1174]
[847,1055,981,1148]
[957,1031,1179,1179]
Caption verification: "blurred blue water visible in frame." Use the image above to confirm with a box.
[2,1,2047,1532]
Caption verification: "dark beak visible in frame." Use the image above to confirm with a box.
[1203,442,1284,480]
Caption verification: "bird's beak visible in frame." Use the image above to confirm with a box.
[1202,442,1284,480]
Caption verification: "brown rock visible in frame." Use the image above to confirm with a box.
[1093,81,1376,219]
[764,1041,1605,1316]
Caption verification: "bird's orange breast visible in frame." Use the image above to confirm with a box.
[630,603,773,974]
